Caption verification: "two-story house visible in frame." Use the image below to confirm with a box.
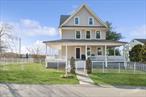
[43,4,127,70]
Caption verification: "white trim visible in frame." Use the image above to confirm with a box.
[85,30,91,40]
[60,4,108,28]
[75,47,81,59]
[95,30,101,40]
[65,44,68,75]
[75,30,81,40]
[85,45,87,59]
[88,17,94,26]
[104,45,108,67]
[74,16,80,25]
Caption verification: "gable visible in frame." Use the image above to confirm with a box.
[60,4,107,27]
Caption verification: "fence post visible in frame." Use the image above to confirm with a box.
[91,61,93,73]
[57,60,59,71]
[118,63,120,73]
[102,62,104,73]
[134,62,136,74]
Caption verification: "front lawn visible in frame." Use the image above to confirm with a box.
[90,72,146,86]
[0,63,78,84]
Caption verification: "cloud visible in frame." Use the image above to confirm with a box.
[116,25,146,42]
[129,25,146,38]
[20,19,58,36]
[1,19,58,53]
[23,40,58,55]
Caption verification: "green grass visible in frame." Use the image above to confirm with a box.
[90,72,146,86]
[0,63,78,84]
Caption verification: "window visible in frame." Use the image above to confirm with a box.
[87,47,91,56]
[86,31,90,39]
[76,31,81,39]
[96,31,100,39]
[88,17,94,25]
[97,48,102,55]
[74,17,79,25]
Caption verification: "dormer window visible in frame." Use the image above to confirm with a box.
[76,31,81,39]
[96,31,100,39]
[86,31,90,39]
[88,17,94,25]
[74,17,79,25]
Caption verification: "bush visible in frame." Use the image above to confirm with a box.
[86,58,92,74]
[140,44,146,62]
[70,57,75,74]
[129,44,142,62]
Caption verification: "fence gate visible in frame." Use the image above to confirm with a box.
[75,61,86,72]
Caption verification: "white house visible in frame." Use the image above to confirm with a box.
[43,4,127,70]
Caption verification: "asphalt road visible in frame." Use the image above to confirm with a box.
[0,83,146,97]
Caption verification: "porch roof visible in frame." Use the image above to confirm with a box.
[43,39,127,47]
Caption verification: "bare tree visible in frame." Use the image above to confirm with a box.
[27,46,43,55]
[0,23,13,53]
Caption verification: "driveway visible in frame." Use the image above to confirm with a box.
[0,83,146,97]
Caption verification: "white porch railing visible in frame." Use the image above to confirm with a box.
[46,55,124,62]
[89,56,124,62]
[45,56,66,62]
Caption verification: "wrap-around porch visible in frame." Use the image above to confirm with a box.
[44,40,127,70]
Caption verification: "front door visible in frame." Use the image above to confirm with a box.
[76,48,80,59]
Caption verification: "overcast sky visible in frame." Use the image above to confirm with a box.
[0,0,146,53]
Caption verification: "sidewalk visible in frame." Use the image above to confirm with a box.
[76,70,94,85]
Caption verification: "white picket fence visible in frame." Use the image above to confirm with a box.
[0,58,34,65]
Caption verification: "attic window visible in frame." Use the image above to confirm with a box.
[88,17,94,25]
[74,17,79,25]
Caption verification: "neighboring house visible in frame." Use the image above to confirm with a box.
[125,39,146,61]
[43,4,127,69]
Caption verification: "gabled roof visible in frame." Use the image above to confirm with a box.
[59,4,107,28]
[59,15,70,26]
[134,39,146,43]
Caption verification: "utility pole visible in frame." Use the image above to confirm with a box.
[19,37,21,58]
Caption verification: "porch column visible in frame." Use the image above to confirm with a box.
[114,47,116,56]
[45,43,47,56]
[85,45,87,59]
[65,44,68,75]
[104,45,108,67]
[123,45,127,68]
[45,43,48,68]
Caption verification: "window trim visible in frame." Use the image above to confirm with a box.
[95,31,101,39]
[85,30,91,40]
[75,30,81,40]
[74,16,80,25]
[88,17,94,25]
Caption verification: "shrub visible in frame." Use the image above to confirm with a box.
[129,44,142,62]
[70,57,75,74]
[86,57,92,74]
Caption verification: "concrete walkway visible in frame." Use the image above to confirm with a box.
[76,70,94,85]
[0,83,146,97]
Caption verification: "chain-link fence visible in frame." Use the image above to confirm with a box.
[92,61,146,74]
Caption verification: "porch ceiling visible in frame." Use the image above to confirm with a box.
[43,39,127,47]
